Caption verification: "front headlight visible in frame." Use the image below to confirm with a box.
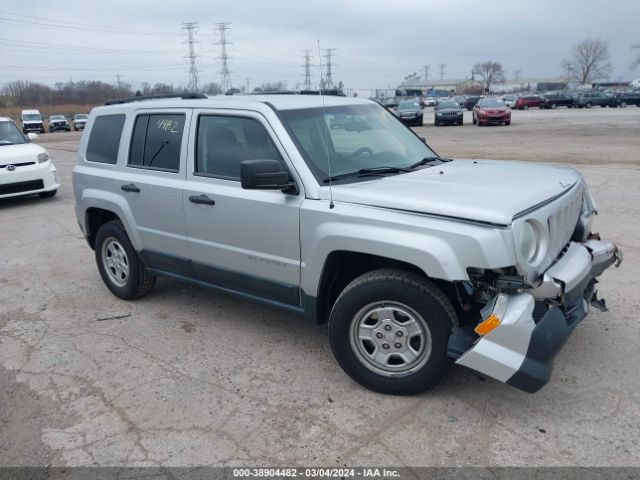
[519,220,540,263]
[37,152,49,163]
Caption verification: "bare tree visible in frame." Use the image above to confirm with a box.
[471,61,505,92]
[632,43,640,70]
[562,38,612,84]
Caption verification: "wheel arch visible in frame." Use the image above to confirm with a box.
[81,192,140,250]
[305,250,458,325]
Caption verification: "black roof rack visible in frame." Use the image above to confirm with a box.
[104,93,207,106]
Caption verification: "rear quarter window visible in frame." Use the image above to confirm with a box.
[86,114,125,164]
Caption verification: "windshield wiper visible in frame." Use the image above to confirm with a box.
[407,156,446,170]
[323,166,411,183]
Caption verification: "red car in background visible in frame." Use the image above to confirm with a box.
[514,95,543,110]
[472,97,511,126]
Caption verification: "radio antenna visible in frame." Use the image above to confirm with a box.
[318,39,334,209]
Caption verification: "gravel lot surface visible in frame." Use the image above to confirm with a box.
[1,106,639,468]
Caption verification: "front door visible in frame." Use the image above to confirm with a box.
[183,109,303,306]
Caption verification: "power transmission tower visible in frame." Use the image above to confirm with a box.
[438,63,446,81]
[181,22,200,92]
[324,48,336,90]
[514,69,521,81]
[303,50,312,91]
[213,22,232,92]
[423,65,429,81]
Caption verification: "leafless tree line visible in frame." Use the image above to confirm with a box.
[0,80,228,108]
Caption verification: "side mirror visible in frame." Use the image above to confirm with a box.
[419,136,426,143]
[27,132,38,140]
[240,160,297,194]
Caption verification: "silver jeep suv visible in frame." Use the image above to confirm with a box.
[73,94,622,395]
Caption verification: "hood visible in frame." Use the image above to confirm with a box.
[22,119,43,124]
[436,108,461,113]
[323,159,582,225]
[0,143,46,166]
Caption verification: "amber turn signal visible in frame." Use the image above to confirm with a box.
[474,314,502,336]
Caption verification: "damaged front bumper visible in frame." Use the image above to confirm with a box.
[451,238,622,393]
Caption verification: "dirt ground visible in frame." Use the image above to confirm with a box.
[1,106,639,469]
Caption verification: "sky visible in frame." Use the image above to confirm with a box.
[1,0,639,92]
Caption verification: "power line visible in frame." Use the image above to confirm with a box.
[213,22,232,92]
[182,22,200,92]
[0,10,180,36]
[0,37,180,55]
[303,50,312,91]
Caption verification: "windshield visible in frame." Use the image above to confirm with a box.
[280,104,438,184]
[398,101,420,109]
[0,121,27,146]
[22,114,42,122]
[51,115,65,121]
[478,98,505,107]
[437,101,458,109]
[74,114,88,120]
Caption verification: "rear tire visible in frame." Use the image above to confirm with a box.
[523,105,529,110]
[328,269,457,395]
[95,221,156,300]
[586,102,592,108]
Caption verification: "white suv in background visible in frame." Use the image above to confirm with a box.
[0,118,59,199]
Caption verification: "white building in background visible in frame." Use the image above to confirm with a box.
[491,77,568,93]
[629,79,640,88]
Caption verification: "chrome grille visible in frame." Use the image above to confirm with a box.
[546,192,582,261]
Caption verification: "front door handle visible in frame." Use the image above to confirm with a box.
[121,183,140,193]
[189,194,216,205]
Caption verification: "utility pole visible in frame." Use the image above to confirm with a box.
[181,22,200,92]
[213,22,232,93]
[116,74,122,90]
[303,50,312,91]
[324,48,336,90]
[245,78,250,93]
[438,63,446,81]
[423,65,429,81]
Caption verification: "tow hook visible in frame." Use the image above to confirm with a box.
[590,290,608,312]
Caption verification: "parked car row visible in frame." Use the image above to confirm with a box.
[511,91,640,109]
[18,109,89,134]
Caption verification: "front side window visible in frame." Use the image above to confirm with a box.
[128,114,185,172]
[195,115,283,180]
[280,104,437,184]
[86,114,125,164]
[0,121,27,146]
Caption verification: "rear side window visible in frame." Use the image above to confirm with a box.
[195,115,282,180]
[128,114,185,172]
[86,114,125,164]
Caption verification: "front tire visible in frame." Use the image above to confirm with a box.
[328,269,457,395]
[95,221,156,300]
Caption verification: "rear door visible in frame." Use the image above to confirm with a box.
[182,109,303,306]
[117,108,193,276]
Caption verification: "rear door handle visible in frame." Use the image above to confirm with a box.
[121,183,140,193]
[189,194,216,205]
